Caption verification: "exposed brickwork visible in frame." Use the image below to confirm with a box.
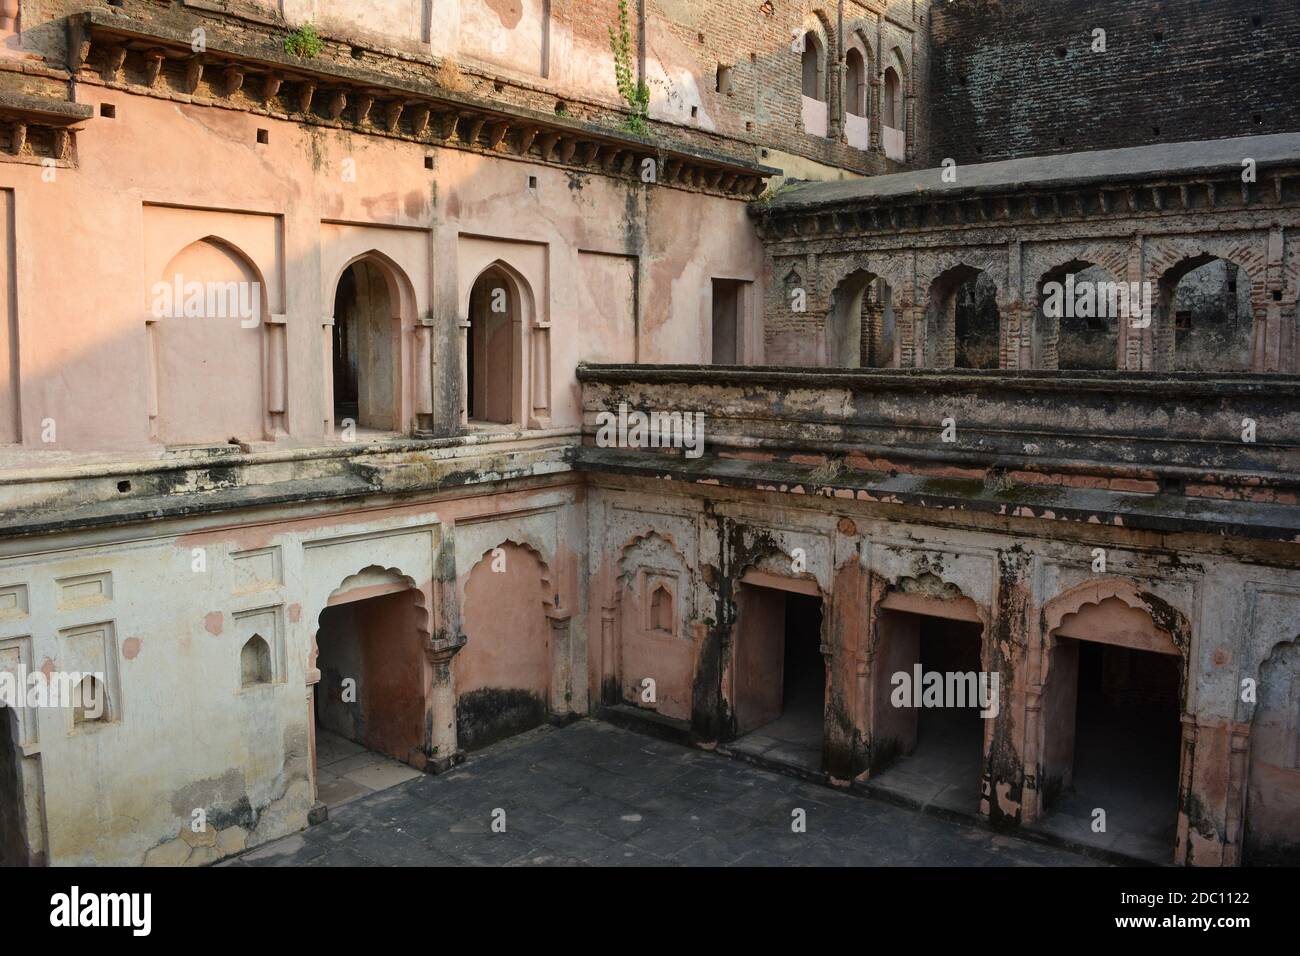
[646,0,932,175]
[930,0,1300,166]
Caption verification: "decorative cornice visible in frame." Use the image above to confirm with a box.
[68,10,779,199]
[752,170,1300,241]
[0,92,91,164]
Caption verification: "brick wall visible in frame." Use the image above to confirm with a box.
[929,0,1300,166]
[646,0,933,176]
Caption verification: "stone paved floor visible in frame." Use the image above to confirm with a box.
[728,694,824,772]
[227,720,1099,867]
[314,728,422,808]
[864,708,985,816]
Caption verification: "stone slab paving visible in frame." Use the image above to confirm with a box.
[314,728,422,808]
[226,720,1100,867]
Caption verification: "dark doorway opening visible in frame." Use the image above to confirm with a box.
[466,269,516,425]
[332,266,359,426]
[313,591,425,809]
[867,612,986,814]
[954,272,1000,369]
[731,585,824,773]
[711,278,743,365]
[1036,640,1181,863]
[332,259,397,432]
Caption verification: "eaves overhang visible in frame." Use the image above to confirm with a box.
[69,9,781,199]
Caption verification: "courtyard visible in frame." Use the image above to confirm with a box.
[228,720,1097,867]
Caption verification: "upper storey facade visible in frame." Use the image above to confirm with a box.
[12,0,934,178]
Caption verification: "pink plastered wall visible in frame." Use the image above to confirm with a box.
[0,81,761,453]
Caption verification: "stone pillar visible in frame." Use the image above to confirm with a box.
[997,301,1017,370]
[1260,226,1287,371]
[904,93,916,164]
[1006,239,1027,368]
[826,551,869,781]
[1279,301,1299,373]
[1121,234,1150,370]
[868,76,882,152]
[415,313,434,428]
[529,319,552,429]
[457,316,470,426]
[1222,723,1251,867]
[1172,714,1242,866]
[1021,686,1043,822]
[305,637,325,823]
[144,318,160,440]
[547,606,574,720]
[871,15,883,153]
[321,315,335,436]
[828,61,844,141]
[899,300,921,368]
[600,604,619,705]
[266,313,287,436]
[424,643,464,773]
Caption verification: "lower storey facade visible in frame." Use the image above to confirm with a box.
[1,469,1297,867]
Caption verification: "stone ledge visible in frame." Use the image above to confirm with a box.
[0,441,576,540]
[574,445,1300,542]
[0,91,93,124]
[576,362,1300,399]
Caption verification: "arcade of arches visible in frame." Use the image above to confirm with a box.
[810,253,1265,372]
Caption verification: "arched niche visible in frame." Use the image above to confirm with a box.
[457,542,554,749]
[148,237,275,445]
[460,259,547,429]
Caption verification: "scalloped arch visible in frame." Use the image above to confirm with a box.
[467,538,555,609]
[616,528,691,590]
[318,564,432,644]
[1043,577,1188,655]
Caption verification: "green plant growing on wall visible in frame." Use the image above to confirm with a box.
[608,0,650,136]
[284,23,324,59]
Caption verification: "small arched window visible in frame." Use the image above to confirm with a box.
[883,67,901,130]
[333,258,398,433]
[467,268,518,425]
[845,48,866,117]
[801,33,823,101]
[650,585,674,634]
[241,634,273,686]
